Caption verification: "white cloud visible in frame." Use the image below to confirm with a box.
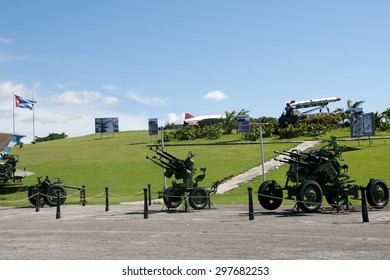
[0,81,26,100]
[203,90,228,101]
[0,81,152,143]
[0,37,13,44]
[102,96,119,105]
[128,91,167,107]
[36,111,79,124]
[167,112,184,124]
[51,90,103,105]
[102,84,121,92]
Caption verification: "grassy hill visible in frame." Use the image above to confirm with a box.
[2,128,389,207]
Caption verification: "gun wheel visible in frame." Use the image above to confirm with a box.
[325,194,348,208]
[258,180,283,210]
[28,188,46,207]
[44,184,67,207]
[163,187,182,209]
[189,187,209,210]
[366,179,389,209]
[296,180,323,213]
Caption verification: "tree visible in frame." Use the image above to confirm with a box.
[374,111,383,128]
[222,109,250,134]
[332,107,348,125]
[381,107,390,122]
[35,132,68,142]
[346,99,365,116]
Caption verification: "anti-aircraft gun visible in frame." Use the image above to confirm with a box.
[146,146,232,210]
[257,137,389,213]
[1,153,81,207]
[0,132,84,207]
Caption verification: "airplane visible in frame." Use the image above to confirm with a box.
[183,113,226,125]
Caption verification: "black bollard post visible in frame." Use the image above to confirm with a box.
[184,195,188,212]
[148,184,152,206]
[144,188,149,219]
[105,187,109,212]
[81,185,87,206]
[248,187,254,220]
[360,187,369,223]
[56,190,61,219]
[35,189,40,213]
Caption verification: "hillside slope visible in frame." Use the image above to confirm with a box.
[5,131,296,205]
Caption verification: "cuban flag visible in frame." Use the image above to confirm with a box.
[15,94,36,110]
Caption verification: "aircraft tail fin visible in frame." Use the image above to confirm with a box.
[184,113,195,120]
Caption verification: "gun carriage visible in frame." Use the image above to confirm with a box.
[1,154,80,206]
[146,146,231,210]
[257,140,389,213]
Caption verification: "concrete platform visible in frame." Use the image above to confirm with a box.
[0,203,389,260]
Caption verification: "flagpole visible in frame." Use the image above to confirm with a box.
[12,93,15,134]
[32,92,36,143]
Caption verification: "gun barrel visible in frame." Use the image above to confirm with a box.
[146,156,170,170]
[275,150,308,159]
[150,146,179,162]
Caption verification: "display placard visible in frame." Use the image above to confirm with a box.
[238,114,250,133]
[95,117,119,133]
[148,118,158,136]
[350,112,375,137]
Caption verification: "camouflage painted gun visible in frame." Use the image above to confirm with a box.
[257,137,389,213]
[146,146,231,210]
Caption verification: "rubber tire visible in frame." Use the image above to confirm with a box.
[325,194,348,208]
[366,179,389,209]
[257,180,283,210]
[28,188,46,207]
[189,187,209,210]
[296,180,323,213]
[43,184,67,207]
[163,187,182,209]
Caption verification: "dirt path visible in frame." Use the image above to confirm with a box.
[216,141,321,194]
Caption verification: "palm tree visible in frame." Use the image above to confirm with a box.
[222,110,237,134]
[222,109,250,134]
[381,107,390,122]
[332,107,348,126]
[346,99,365,116]
[374,111,383,128]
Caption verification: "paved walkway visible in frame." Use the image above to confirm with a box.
[1,204,389,260]
[216,141,321,194]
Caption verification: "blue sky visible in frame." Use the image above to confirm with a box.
[1,0,389,142]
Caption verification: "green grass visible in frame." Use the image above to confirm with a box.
[1,131,296,206]
[1,129,389,207]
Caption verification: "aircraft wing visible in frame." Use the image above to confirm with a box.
[0,132,24,159]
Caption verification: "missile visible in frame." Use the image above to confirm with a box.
[288,97,341,109]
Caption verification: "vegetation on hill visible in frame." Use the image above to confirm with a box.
[35,132,68,143]
[164,102,390,142]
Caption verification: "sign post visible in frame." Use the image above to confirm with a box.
[259,122,267,182]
